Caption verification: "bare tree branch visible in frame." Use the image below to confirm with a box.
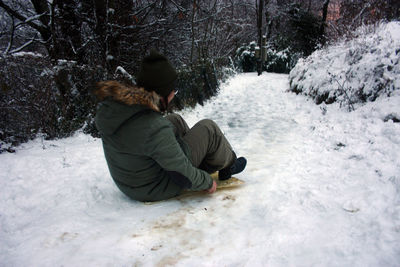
[4,16,14,54]
[351,2,371,27]
[169,0,186,12]
[0,0,48,35]
[8,39,35,54]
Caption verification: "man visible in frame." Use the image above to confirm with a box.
[94,50,246,202]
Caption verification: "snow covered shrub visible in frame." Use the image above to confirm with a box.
[264,47,301,74]
[0,54,106,151]
[234,42,257,72]
[0,52,226,151]
[289,21,400,110]
[235,41,301,74]
[220,57,238,83]
[0,54,56,151]
[52,60,106,138]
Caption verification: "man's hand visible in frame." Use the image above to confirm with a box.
[206,180,217,193]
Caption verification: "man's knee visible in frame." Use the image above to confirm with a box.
[198,119,224,135]
[165,113,183,122]
[165,113,185,129]
[197,119,218,129]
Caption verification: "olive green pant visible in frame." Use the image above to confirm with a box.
[166,114,236,173]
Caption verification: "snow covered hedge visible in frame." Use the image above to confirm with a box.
[289,21,400,111]
[0,55,106,152]
[235,41,300,74]
[264,47,300,74]
[0,55,223,152]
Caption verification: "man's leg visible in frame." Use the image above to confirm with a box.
[165,113,190,137]
[166,114,236,173]
[183,119,236,173]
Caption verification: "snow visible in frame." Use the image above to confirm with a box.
[115,66,136,83]
[11,52,44,58]
[1,72,399,266]
[289,21,400,108]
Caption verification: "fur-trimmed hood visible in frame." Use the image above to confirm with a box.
[95,81,162,112]
[94,81,163,135]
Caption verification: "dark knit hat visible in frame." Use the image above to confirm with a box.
[137,50,177,97]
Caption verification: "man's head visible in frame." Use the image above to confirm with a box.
[137,50,177,98]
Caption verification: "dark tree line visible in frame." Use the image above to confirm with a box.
[1,0,398,77]
[0,0,398,151]
[0,0,256,73]
[0,0,256,150]
[236,0,333,74]
[261,0,399,55]
[260,0,331,56]
[333,0,400,38]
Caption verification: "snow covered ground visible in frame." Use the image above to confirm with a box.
[289,21,400,108]
[1,72,400,266]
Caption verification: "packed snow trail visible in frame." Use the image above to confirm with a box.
[1,73,399,266]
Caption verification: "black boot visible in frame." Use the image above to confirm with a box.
[219,157,247,180]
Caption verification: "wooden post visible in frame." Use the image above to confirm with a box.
[255,46,260,59]
[262,35,267,61]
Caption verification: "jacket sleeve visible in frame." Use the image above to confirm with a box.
[145,120,213,191]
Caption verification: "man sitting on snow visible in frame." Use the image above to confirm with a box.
[94,50,246,202]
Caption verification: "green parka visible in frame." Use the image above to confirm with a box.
[94,81,213,202]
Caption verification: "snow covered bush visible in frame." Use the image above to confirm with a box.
[234,42,257,72]
[289,21,400,111]
[51,60,106,138]
[235,41,300,73]
[264,47,301,74]
[0,54,106,152]
[0,53,227,152]
[0,54,55,152]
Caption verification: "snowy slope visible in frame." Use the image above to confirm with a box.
[289,21,400,109]
[1,73,400,266]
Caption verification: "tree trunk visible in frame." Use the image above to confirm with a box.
[320,0,330,45]
[264,0,272,41]
[257,0,264,76]
[190,0,197,65]
[53,0,83,61]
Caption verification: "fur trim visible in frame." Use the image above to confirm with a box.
[95,81,161,112]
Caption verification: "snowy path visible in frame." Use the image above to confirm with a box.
[1,73,399,266]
